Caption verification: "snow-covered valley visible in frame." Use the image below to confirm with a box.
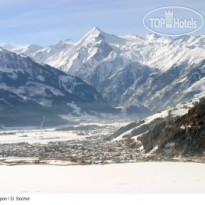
[0,98,204,166]
[0,117,137,166]
[0,118,129,145]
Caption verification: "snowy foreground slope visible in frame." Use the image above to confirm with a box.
[1,162,205,193]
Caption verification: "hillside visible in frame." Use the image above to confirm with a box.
[0,48,115,127]
[139,99,205,158]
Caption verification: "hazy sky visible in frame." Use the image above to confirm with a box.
[0,0,204,45]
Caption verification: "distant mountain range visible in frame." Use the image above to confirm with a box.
[0,48,115,127]
[3,27,205,114]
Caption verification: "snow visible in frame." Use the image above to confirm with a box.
[1,157,38,162]
[0,128,85,144]
[0,118,130,144]
[113,110,170,141]
[7,27,205,75]
[39,159,77,165]
[112,128,135,141]
[146,146,159,156]
[186,77,205,93]
[171,108,188,116]
[67,102,81,115]
[113,99,196,141]
[0,162,205,193]
[4,44,44,56]
[0,82,65,99]
[2,28,205,111]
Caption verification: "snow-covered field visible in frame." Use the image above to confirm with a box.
[0,119,130,144]
[1,162,205,193]
[0,126,95,144]
[0,128,85,144]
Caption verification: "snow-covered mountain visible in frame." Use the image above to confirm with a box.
[4,27,205,113]
[29,39,74,68]
[111,98,199,141]
[0,48,114,126]
[1,43,44,56]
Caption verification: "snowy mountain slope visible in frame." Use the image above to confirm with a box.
[111,97,202,141]
[2,44,44,56]
[0,89,66,127]
[121,60,205,110]
[31,39,74,68]
[25,27,205,74]
[0,48,115,126]
[139,98,205,158]
[5,28,205,112]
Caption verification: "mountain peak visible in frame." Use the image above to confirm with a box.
[91,26,103,33]
[78,27,106,45]
[80,27,126,46]
[1,43,15,50]
[86,26,105,38]
[55,39,74,46]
